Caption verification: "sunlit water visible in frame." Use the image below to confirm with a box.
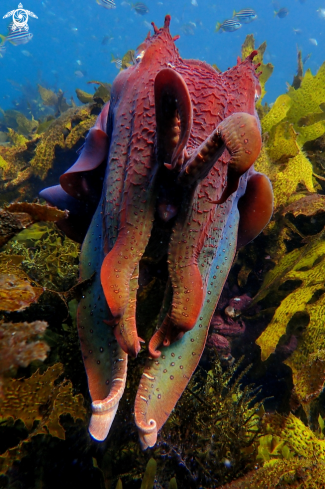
[0,0,324,111]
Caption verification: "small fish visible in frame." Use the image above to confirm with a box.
[131,3,149,15]
[22,50,32,57]
[309,38,318,46]
[143,20,152,30]
[293,28,302,35]
[74,70,85,78]
[180,22,196,35]
[233,8,257,24]
[101,35,113,45]
[216,19,242,33]
[274,8,289,18]
[191,0,198,6]
[317,8,325,19]
[0,42,6,58]
[4,31,33,46]
[96,0,116,8]
[111,54,122,69]
[303,53,312,64]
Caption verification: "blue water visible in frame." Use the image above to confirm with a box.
[0,0,324,112]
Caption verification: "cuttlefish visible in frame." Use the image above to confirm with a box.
[40,15,273,449]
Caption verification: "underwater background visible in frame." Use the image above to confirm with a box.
[1,0,325,488]
[0,0,324,109]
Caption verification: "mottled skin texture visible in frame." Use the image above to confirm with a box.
[40,16,273,448]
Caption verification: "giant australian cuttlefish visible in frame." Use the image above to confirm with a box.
[40,15,273,449]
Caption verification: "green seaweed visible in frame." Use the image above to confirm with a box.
[159,356,264,488]
[1,222,80,291]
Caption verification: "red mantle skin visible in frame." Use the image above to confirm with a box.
[40,15,273,449]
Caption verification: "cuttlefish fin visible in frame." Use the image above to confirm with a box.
[78,200,127,441]
[39,102,111,243]
[237,170,273,249]
[154,68,192,170]
[210,112,262,204]
[39,184,93,243]
[60,101,110,203]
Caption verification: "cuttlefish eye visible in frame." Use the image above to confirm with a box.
[135,43,146,63]
[255,84,261,102]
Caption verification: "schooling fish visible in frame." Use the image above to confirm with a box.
[180,22,196,35]
[2,31,33,46]
[216,19,242,32]
[96,0,116,9]
[131,3,149,15]
[0,42,6,57]
[111,53,122,69]
[233,9,257,24]
[274,8,289,18]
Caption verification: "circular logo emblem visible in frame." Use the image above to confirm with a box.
[12,6,29,31]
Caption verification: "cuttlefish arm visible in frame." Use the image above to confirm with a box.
[149,112,262,357]
[78,199,128,442]
[136,165,273,449]
[135,192,240,449]
[100,67,192,358]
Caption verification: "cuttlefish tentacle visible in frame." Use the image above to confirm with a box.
[77,199,128,442]
[135,193,241,449]
[178,112,260,190]
[154,68,192,169]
